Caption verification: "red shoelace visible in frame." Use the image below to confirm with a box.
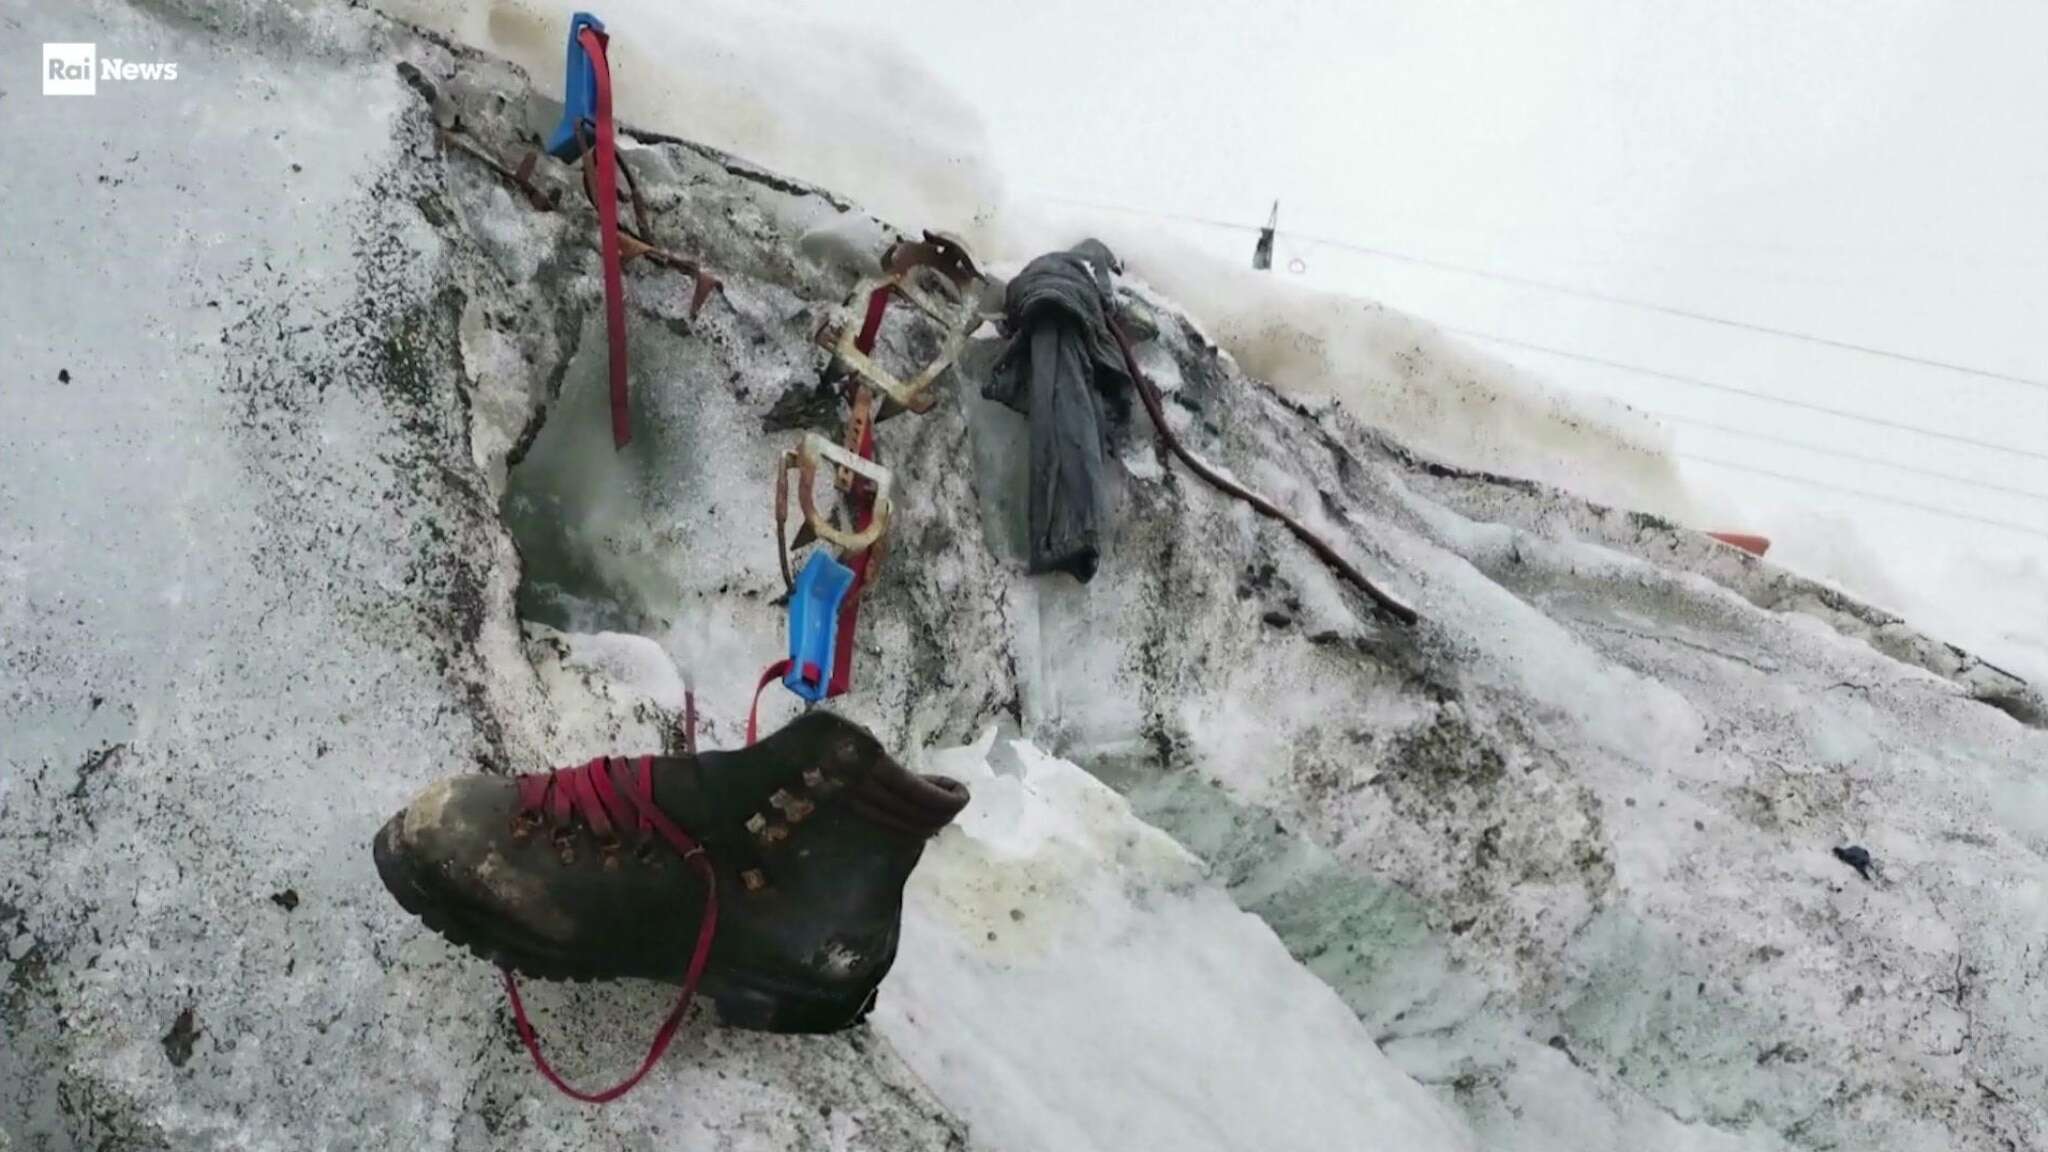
[502,756,718,1103]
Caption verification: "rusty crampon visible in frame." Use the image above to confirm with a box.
[434,128,556,212]
[774,431,896,591]
[771,233,984,599]
[432,123,721,318]
[813,231,986,416]
[574,121,720,318]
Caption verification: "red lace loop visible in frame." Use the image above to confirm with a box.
[504,755,720,1102]
[516,756,648,843]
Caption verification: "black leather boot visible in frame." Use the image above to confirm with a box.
[372,711,968,1034]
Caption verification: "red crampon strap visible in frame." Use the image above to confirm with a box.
[576,25,631,450]
[827,441,877,698]
[855,281,892,350]
[747,659,794,746]
[502,756,720,1103]
[824,285,894,698]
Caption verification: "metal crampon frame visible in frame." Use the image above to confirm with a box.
[779,232,987,576]
[814,232,986,417]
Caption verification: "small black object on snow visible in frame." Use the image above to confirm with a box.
[1833,844,1875,882]
[163,1006,200,1068]
[58,369,71,384]
[1253,201,1278,271]
[271,888,300,912]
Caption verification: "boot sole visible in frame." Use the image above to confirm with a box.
[373,824,878,1034]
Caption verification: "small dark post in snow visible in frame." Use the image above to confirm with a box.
[1253,201,1278,271]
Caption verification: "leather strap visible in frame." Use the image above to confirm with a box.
[747,659,795,746]
[576,25,631,450]
[825,283,896,697]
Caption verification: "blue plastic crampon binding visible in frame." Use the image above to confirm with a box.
[784,550,856,703]
[545,12,607,161]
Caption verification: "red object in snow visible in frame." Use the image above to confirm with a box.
[1708,532,1771,557]
[575,25,630,450]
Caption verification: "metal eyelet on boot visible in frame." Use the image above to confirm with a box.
[553,830,576,865]
[598,839,623,871]
[741,868,769,894]
[771,792,815,823]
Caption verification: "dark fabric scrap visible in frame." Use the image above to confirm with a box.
[985,240,1131,582]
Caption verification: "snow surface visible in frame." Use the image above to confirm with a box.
[5,2,2047,1150]
[876,731,1474,1152]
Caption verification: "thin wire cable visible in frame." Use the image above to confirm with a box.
[1039,194,1263,237]
[1036,193,2048,393]
[1031,192,2048,276]
[1033,194,2048,535]
[1621,408,2048,506]
[1451,328,2048,467]
[1678,454,2048,542]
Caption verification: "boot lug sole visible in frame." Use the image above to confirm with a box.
[697,968,879,1034]
[376,827,879,1032]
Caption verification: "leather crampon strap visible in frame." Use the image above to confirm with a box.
[1104,319,1419,625]
[746,659,795,747]
[825,284,896,698]
[575,24,632,450]
[755,287,881,732]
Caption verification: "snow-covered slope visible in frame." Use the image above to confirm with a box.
[4,3,2045,1150]
[878,732,1473,1152]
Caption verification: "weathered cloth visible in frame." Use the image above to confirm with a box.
[984,240,1131,582]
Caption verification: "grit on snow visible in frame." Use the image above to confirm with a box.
[3,2,2047,1151]
[880,732,1470,1152]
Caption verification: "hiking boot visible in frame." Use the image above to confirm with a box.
[372,711,968,1033]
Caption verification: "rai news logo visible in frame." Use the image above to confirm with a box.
[43,43,180,96]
